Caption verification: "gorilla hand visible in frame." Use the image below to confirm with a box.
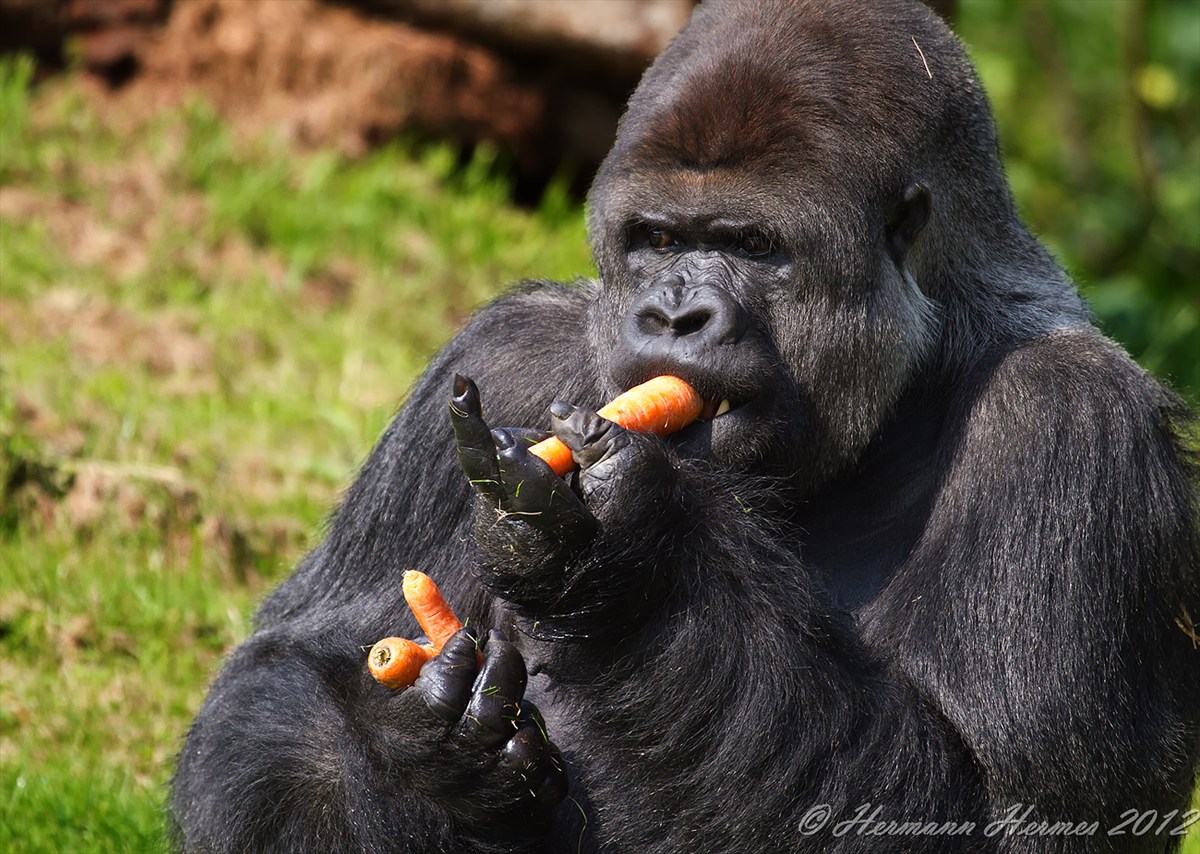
[384,627,567,825]
[451,375,681,630]
[452,373,681,538]
[451,373,596,542]
[545,400,680,531]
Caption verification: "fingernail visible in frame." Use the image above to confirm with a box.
[491,428,515,449]
[549,400,572,420]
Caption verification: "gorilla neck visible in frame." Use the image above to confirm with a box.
[914,208,1090,372]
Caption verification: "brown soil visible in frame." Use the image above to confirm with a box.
[2,0,699,195]
[126,0,548,160]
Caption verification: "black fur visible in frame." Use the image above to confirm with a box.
[171,1,1200,852]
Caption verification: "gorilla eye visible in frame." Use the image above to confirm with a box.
[738,232,773,257]
[647,227,677,250]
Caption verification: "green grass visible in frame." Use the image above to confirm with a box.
[0,55,590,850]
[1,52,1197,852]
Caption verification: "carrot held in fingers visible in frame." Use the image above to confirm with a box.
[402,569,463,651]
[528,375,704,477]
[367,571,465,690]
[527,432,577,477]
[368,637,434,689]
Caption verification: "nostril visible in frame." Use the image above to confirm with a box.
[636,310,670,336]
[636,307,712,338]
[626,282,745,346]
[672,309,712,337]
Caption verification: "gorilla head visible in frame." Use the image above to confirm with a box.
[587,0,1078,485]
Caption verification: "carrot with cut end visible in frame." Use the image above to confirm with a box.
[402,569,463,651]
[368,637,434,689]
[528,375,704,477]
[368,571,465,690]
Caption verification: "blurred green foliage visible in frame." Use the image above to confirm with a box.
[959,0,1199,400]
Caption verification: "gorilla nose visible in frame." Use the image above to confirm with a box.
[627,280,746,352]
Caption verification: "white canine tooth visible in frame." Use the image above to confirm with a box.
[715,399,731,417]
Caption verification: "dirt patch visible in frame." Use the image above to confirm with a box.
[199,511,307,585]
[0,447,304,586]
[300,260,356,311]
[106,0,547,162]
[31,287,215,386]
[1,188,201,378]
[6,0,677,196]
[0,186,152,281]
[1,391,91,458]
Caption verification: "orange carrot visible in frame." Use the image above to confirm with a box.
[528,375,703,476]
[367,636,434,689]
[368,570,464,690]
[402,569,463,652]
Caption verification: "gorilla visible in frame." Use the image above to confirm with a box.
[170,1,1200,851]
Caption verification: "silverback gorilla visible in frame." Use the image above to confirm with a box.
[171,1,1200,852]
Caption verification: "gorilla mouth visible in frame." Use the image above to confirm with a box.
[608,358,771,456]
[666,382,771,463]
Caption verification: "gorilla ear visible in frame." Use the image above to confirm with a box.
[885,183,931,265]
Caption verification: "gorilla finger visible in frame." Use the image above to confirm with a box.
[499,726,569,810]
[549,401,632,470]
[550,403,673,510]
[493,429,593,524]
[450,374,502,496]
[449,373,485,420]
[413,627,481,724]
[514,697,547,730]
[504,427,551,447]
[457,630,528,749]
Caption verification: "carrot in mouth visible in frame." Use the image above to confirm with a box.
[527,375,704,476]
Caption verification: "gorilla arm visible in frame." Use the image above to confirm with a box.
[459,393,992,853]
[868,329,1200,837]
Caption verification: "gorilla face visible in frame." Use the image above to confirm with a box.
[586,0,951,485]
[590,185,938,484]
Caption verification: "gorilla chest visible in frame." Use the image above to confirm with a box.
[798,461,936,612]
[802,516,921,612]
